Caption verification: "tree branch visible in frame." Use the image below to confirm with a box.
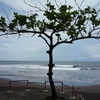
[38,34,50,46]
[23,0,45,12]
[54,0,60,8]
[18,30,51,39]
[3,10,11,23]
[88,26,100,36]
[0,29,51,40]
[53,35,100,48]
[71,36,100,42]
[74,0,84,10]
[0,32,19,36]
[53,40,72,48]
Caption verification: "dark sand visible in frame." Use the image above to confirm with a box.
[0,78,100,100]
[77,85,100,100]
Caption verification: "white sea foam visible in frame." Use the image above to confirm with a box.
[0,61,100,86]
[53,67,80,70]
[55,64,73,68]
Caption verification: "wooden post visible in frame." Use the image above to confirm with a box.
[72,86,74,97]
[61,82,63,92]
[9,81,11,91]
[75,89,78,97]
[26,80,28,89]
[43,81,48,92]
[44,81,46,90]
[6,81,13,93]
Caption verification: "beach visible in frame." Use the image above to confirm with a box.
[0,61,100,99]
[0,77,100,100]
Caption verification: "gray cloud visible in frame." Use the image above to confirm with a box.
[0,0,100,61]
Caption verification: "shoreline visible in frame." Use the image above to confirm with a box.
[0,75,99,87]
[0,77,100,93]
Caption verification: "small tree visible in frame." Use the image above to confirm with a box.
[0,0,100,99]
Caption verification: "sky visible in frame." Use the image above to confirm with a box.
[0,0,100,61]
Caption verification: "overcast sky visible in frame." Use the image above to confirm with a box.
[0,0,100,61]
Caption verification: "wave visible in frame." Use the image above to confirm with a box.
[0,64,100,71]
[54,64,80,70]
[80,67,100,70]
[55,64,73,68]
[55,65,100,71]
[54,65,100,71]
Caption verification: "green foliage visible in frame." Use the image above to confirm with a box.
[0,17,6,32]
[90,14,100,26]
[0,1,100,40]
[14,12,27,26]
[26,13,38,29]
[59,5,73,12]
[43,2,100,39]
[7,12,28,30]
[46,2,56,10]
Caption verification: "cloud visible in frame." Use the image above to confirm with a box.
[53,39,100,61]
[0,0,100,61]
[0,0,32,11]
[1,0,99,12]
[85,44,100,59]
[1,34,100,61]
[0,34,48,61]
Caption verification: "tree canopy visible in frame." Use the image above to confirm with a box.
[0,1,100,48]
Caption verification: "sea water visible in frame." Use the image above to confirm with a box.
[0,61,100,86]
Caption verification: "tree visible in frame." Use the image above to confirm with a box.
[0,0,100,99]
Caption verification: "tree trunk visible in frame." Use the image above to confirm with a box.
[47,72,58,100]
[47,48,58,100]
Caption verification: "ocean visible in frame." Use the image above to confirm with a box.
[0,61,100,86]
